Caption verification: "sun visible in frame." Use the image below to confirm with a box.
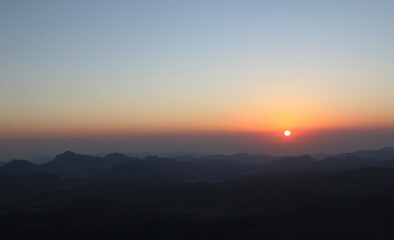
[284,130,291,136]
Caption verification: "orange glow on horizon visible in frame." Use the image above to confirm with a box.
[1,93,393,139]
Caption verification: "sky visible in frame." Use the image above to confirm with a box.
[0,0,393,160]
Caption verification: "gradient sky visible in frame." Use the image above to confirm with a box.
[1,1,393,159]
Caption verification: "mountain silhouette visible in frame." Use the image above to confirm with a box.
[0,147,394,239]
[0,147,393,180]
[40,151,103,177]
[93,156,224,182]
[332,146,394,160]
[262,155,317,171]
[40,151,137,177]
[101,152,137,168]
[0,159,40,175]
[319,155,380,171]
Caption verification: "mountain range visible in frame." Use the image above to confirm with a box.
[0,147,393,181]
[1,147,394,239]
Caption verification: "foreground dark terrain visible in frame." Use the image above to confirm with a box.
[1,147,394,240]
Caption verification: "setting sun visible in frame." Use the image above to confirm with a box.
[284,130,291,136]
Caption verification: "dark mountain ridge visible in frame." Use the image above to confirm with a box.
[0,147,393,180]
[0,147,394,239]
[93,156,237,182]
[263,155,316,171]
[39,151,138,177]
[0,159,41,175]
[326,146,394,161]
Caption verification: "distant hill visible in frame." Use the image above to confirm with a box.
[93,156,227,182]
[319,155,381,171]
[40,151,103,177]
[124,151,203,158]
[258,153,394,174]
[29,155,54,164]
[200,153,278,165]
[332,146,394,160]
[0,147,393,180]
[262,155,317,171]
[40,151,137,177]
[0,159,40,175]
[101,152,138,168]
[191,158,261,176]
